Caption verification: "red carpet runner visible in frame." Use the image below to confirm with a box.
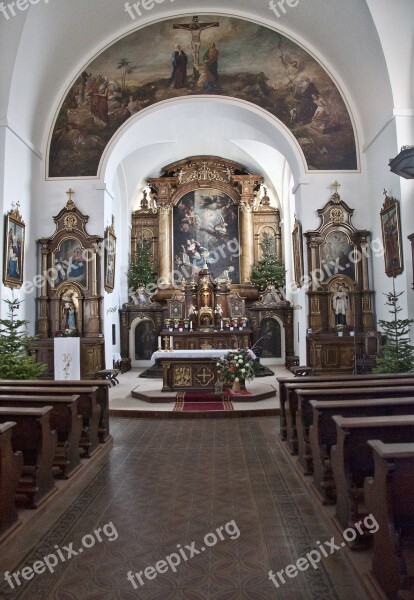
[174,391,234,412]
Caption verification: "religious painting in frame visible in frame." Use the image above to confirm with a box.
[292,218,304,287]
[380,193,403,277]
[173,188,240,283]
[52,237,88,288]
[3,205,25,289]
[104,218,116,292]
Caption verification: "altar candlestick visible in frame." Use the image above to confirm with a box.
[158,336,162,349]
[220,320,223,331]
[170,336,173,350]
[190,321,193,331]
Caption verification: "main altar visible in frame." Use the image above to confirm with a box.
[119,155,295,367]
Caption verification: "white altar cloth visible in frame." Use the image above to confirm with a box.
[151,349,256,361]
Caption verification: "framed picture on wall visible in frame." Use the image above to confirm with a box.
[380,193,403,277]
[3,205,25,289]
[292,218,304,287]
[104,218,116,292]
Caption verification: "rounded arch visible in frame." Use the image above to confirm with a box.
[258,316,284,360]
[129,316,157,365]
[100,97,307,192]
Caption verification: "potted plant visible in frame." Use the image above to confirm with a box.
[349,325,355,337]
[184,319,190,329]
[216,348,256,392]
[335,324,345,337]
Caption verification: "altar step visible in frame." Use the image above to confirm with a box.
[131,384,276,404]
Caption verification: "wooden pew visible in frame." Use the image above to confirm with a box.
[0,379,111,443]
[331,415,414,532]
[0,407,57,508]
[289,380,414,458]
[309,398,414,504]
[0,386,100,457]
[277,372,414,443]
[364,441,414,600]
[0,395,81,478]
[296,384,414,473]
[0,422,23,537]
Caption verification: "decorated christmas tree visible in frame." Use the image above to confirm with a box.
[0,297,46,379]
[251,232,286,291]
[373,282,414,374]
[127,235,157,290]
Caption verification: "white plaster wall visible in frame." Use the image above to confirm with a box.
[1,130,42,329]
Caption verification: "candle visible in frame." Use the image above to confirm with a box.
[170,336,173,349]
[220,320,223,329]
[158,336,161,348]
[190,321,193,331]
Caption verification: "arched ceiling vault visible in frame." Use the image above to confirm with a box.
[1,1,393,165]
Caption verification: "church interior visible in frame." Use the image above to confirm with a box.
[1,0,414,598]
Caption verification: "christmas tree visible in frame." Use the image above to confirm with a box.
[251,232,286,291]
[373,282,414,374]
[0,297,46,379]
[127,235,157,291]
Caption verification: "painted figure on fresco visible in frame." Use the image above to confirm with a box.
[202,42,219,84]
[169,44,188,89]
[90,76,109,126]
[173,16,219,70]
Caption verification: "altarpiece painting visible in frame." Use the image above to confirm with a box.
[173,189,240,283]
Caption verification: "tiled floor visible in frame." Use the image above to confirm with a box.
[109,362,286,413]
[0,414,374,599]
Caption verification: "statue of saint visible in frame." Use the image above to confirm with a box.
[332,286,349,325]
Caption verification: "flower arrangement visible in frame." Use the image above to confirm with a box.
[216,348,256,383]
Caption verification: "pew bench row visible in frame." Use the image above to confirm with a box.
[0,379,112,541]
[277,373,414,600]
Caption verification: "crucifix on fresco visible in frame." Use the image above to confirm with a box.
[173,16,219,74]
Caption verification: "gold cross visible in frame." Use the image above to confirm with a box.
[66,188,75,202]
[331,181,341,195]
[198,368,211,383]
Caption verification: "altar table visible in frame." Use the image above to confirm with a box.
[151,349,255,392]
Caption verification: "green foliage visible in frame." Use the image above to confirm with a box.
[373,286,414,374]
[0,297,46,380]
[251,232,286,291]
[127,235,158,291]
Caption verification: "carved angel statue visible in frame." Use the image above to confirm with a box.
[188,304,198,317]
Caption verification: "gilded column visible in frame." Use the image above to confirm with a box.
[149,179,176,287]
[309,238,319,290]
[360,238,369,290]
[233,176,262,284]
[240,203,254,283]
[158,203,172,285]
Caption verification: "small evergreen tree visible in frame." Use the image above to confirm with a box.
[373,282,414,374]
[0,297,46,380]
[251,232,286,291]
[127,235,158,291]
